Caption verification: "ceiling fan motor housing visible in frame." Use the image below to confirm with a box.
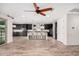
[36,10,41,14]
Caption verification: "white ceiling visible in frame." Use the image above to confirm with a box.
[0,3,79,24]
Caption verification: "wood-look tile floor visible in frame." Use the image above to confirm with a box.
[0,37,79,56]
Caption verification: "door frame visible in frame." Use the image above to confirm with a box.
[55,21,57,40]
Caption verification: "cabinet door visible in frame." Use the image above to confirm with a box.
[0,20,6,45]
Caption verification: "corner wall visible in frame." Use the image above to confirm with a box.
[57,16,67,45]
[6,18,13,43]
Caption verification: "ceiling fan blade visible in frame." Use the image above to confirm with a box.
[40,12,46,16]
[33,3,39,10]
[39,8,52,12]
[24,10,35,12]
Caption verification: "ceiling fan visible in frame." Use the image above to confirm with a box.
[24,3,53,16]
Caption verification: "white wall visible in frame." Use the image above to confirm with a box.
[57,12,79,45]
[52,3,79,45]
[67,13,79,45]
[57,17,67,45]
[52,22,55,39]
[6,18,13,43]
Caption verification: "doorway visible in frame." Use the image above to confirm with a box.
[44,24,53,37]
[55,22,57,40]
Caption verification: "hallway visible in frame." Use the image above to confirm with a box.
[0,37,79,56]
